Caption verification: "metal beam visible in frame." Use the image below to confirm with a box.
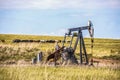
[79,31,83,64]
[73,32,80,52]
[68,26,89,31]
[69,34,74,48]
[81,33,88,64]
[62,33,67,47]
[68,26,90,35]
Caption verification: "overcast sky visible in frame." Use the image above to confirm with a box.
[0,0,120,39]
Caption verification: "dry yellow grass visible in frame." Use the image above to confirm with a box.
[0,65,120,80]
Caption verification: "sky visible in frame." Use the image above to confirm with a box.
[0,0,120,39]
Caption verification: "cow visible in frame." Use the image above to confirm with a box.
[1,40,5,43]
[12,39,21,43]
[29,40,33,42]
[46,40,55,43]
[55,40,61,43]
[21,40,29,42]
[40,40,46,43]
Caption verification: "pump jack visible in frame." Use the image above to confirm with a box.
[62,20,94,64]
[46,20,94,65]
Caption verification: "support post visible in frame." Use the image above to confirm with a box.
[73,32,80,52]
[37,52,43,63]
[62,33,67,63]
[81,33,88,64]
[79,31,83,64]
[69,34,74,47]
[62,33,67,47]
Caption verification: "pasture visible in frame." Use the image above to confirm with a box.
[0,65,120,80]
[0,34,120,63]
[0,34,120,80]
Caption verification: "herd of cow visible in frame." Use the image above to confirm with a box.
[12,39,71,43]
[12,39,60,43]
[0,39,71,43]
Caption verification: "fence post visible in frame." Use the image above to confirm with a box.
[32,57,37,64]
[37,52,43,63]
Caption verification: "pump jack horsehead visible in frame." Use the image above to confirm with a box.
[46,20,94,65]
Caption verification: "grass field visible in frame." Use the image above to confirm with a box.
[0,65,120,80]
[0,34,120,63]
[0,34,120,80]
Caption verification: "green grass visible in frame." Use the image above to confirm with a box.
[0,66,119,80]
